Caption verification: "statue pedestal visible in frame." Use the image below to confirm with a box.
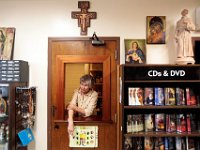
[176,57,195,65]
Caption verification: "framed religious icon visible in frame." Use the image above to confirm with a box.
[125,39,146,64]
[146,16,166,44]
[0,27,15,60]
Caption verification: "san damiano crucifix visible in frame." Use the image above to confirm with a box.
[71,1,97,35]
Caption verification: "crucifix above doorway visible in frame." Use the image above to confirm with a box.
[71,1,97,35]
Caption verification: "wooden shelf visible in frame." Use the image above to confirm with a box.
[124,131,200,137]
[124,105,200,109]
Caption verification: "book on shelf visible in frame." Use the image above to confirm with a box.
[176,114,187,133]
[187,113,198,132]
[164,137,168,150]
[166,114,176,132]
[186,137,195,150]
[186,88,197,105]
[144,114,154,132]
[195,139,200,150]
[176,87,186,105]
[132,137,143,150]
[176,137,186,150]
[126,115,132,133]
[124,137,144,150]
[166,137,176,150]
[155,113,165,132]
[155,87,165,106]
[128,87,144,105]
[165,88,176,105]
[126,114,144,133]
[124,137,132,150]
[144,87,154,105]
[154,137,165,150]
[144,137,154,150]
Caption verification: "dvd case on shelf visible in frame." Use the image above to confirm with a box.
[144,114,154,132]
[155,88,165,106]
[128,87,144,105]
[176,87,186,105]
[144,88,154,105]
[165,88,176,105]
[155,113,165,132]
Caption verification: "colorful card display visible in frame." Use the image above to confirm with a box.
[69,126,98,148]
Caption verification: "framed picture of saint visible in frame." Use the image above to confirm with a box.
[0,28,15,60]
[146,16,166,44]
[125,39,146,64]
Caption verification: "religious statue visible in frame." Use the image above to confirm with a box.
[175,9,196,64]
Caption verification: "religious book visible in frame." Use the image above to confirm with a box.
[186,88,197,105]
[176,114,187,133]
[155,113,165,132]
[154,137,165,150]
[166,114,176,132]
[132,137,143,150]
[144,87,154,105]
[128,87,144,105]
[154,87,165,106]
[124,137,133,150]
[164,88,176,105]
[144,137,154,150]
[144,114,154,132]
[176,87,186,105]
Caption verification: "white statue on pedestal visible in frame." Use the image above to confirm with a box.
[175,9,196,64]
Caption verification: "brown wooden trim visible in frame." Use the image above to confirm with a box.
[55,55,111,120]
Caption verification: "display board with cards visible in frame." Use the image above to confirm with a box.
[120,64,200,150]
[69,126,98,148]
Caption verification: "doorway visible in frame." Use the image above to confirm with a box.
[47,37,120,150]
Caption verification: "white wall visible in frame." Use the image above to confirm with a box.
[0,0,200,149]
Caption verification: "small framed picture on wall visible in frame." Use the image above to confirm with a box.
[125,39,146,64]
[0,27,15,60]
[146,16,166,44]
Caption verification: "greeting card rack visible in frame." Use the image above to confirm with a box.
[120,64,200,150]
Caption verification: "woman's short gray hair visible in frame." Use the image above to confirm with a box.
[80,74,94,88]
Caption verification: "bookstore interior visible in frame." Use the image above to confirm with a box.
[1,1,200,150]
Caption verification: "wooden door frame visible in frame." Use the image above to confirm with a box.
[55,55,111,120]
[47,37,120,150]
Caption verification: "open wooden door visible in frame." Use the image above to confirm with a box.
[48,37,120,150]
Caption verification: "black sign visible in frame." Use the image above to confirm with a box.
[123,65,200,81]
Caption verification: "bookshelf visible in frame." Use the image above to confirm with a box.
[120,64,200,150]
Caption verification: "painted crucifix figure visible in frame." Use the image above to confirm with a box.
[71,1,97,35]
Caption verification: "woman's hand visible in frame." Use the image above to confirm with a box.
[68,119,74,136]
